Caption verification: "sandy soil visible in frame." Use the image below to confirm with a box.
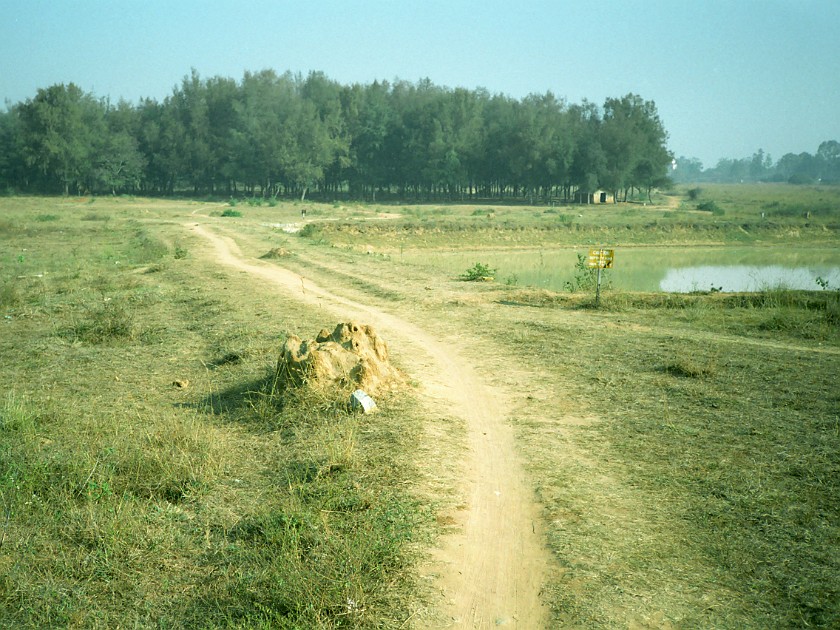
[188,223,550,628]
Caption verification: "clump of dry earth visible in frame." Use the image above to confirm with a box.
[276,321,401,398]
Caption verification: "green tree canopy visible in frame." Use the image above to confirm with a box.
[1,69,681,201]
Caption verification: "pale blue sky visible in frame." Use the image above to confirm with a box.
[1,0,838,167]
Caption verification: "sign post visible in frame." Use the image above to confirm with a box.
[586,247,614,306]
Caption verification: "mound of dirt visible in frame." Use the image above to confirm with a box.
[260,247,290,259]
[276,322,400,396]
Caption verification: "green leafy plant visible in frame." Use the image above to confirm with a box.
[459,262,496,281]
[815,276,833,291]
[564,253,608,292]
[221,208,242,217]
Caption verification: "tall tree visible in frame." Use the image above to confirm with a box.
[168,69,213,193]
[0,107,26,191]
[817,140,840,182]
[568,100,605,199]
[302,71,351,197]
[602,94,672,201]
[204,75,240,194]
[17,83,105,194]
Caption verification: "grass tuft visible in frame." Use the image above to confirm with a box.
[662,357,715,378]
[60,300,135,344]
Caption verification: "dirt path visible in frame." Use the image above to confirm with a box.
[188,223,549,628]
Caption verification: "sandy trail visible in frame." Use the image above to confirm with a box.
[188,223,548,627]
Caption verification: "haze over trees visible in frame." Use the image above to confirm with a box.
[0,69,677,202]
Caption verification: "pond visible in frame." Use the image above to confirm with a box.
[398,246,840,293]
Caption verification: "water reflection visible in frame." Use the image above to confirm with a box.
[660,265,840,293]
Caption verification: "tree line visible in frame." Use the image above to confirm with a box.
[673,141,840,185]
[0,69,673,202]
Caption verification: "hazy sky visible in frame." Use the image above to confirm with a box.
[1,0,838,167]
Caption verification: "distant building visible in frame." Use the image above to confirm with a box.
[575,190,613,204]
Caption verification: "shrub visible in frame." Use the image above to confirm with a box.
[299,223,322,239]
[697,200,724,215]
[459,262,496,281]
[221,208,242,217]
[564,253,608,292]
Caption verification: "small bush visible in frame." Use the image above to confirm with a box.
[687,187,702,201]
[697,200,724,215]
[459,262,496,281]
[299,223,322,239]
[564,253,608,292]
[221,208,242,217]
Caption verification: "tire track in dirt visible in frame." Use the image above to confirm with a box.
[188,223,549,628]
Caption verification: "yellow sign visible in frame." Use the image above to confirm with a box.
[587,248,614,269]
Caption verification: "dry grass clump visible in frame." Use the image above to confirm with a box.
[259,247,291,259]
[60,300,136,343]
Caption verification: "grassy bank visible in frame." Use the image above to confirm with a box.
[293,183,840,250]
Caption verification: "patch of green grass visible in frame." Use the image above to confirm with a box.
[182,388,427,627]
[58,300,136,344]
[221,208,243,217]
[0,279,22,308]
[80,212,111,222]
[128,228,169,264]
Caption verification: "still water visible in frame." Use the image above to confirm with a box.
[399,246,840,293]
